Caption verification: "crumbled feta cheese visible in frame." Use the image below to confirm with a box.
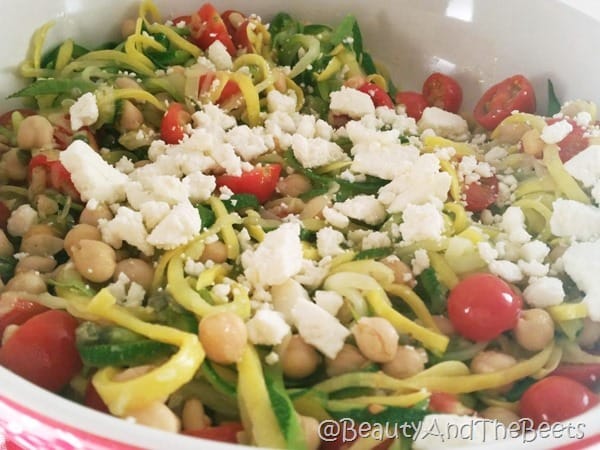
[550,199,600,241]
[207,40,233,70]
[322,206,350,229]
[138,201,170,229]
[563,145,600,188]
[500,206,531,244]
[99,207,153,255]
[316,227,346,257]
[520,240,550,262]
[182,172,216,203]
[69,92,99,131]
[60,141,128,203]
[291,134,348,168]
[489,260,524,282]
[411,249,430,276]
[246,309,291,345]
[242,223,303,287]
[334,195,387,225]
[265,351,280,365]
[361,231,391,250]
[147,201,201,250]
[484,146,509,164]
[417,107,470,141]
[314,290,344,316]
[115,156,135,174]
[351,142,419,180]
[517,259,549,278]
[523,276,565,308]
[399,203,445,244]
[272,279,311,323]
[7,205,38,237]
[226,125,271,161]
[562,240,600,320]
[540,119,573,144]
[266,90,297,114]
[477,241,498,264]
[184,259,204,277]
[329,87,375,119]
[293,258,329,289]
[457,156,494,184]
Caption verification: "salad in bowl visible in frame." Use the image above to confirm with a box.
[0,1,599,449]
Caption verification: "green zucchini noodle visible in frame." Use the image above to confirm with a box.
[1,1,600,449]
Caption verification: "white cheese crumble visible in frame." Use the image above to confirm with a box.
[98,207,153,256]
[246,309,291,345]
[291,134,348,168]
[562,240,600,320]
[333,195,387,225]
[146,201,201,250]
[329,87,375,119]
[563,145,600,190]
[489,260,524,283]
[550,199,600,241]
[399,203,445,244]
[523,276,565,308]
[314,290,344,316]
[316,227,346,257]
[69,92,99,131]
[206,40,233,70]
[540,119,573,144]
[6,204,38,237]
[417,107,470,141]
[411,249,430,276]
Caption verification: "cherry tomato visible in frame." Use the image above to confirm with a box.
[519,376,599,427]
[28,154,80,200]
[0,109,35,128]
[319,421,392,450]
[422,72,463,113]
[0,310,81,392]
[394,91,428,120]
[190,3,236,56]
[551,364,600,389]
[172,15,191,26]
[357,82,394,109]
[473,75,536,130]
[160,102,190,144]
[215,164,282,204]
[447,273,523,342]
[545,118,589,163]
[428,392,473,415]
[198,72,241,106]
[84,381,110,414]
[0,298,48,337]
[463,175,499,212]
[184,423,243,443]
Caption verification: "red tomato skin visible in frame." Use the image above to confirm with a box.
[215,164,282,204]
[28,154,80,200]
[428,392,473,415]
[0,109,35,127]
[464,175,499,212]
[545,118,589,163]
[198,73,241,105]
[551,364,600,389]
[447,273,523,342]
[422,72,463,113]
[474,75,536,130]
[0,299,48,337]
[184,423,243,443]
[190,3,236,56]
[0,310,81,392]
[160,103,189,144]
[394,91,428,120]
[318,421,392,450]
[357,83,394,109]
[84,382,110,414]
[519,376,599,428]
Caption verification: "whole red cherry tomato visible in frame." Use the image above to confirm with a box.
[422,72,463,113]
[395,91,428,120]
[215,164,282,204]
[357,82,394,109]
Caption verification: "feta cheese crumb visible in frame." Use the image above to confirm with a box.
[99,207,153,255]
[540,119,573,144]
[411,249,430,276]
[523,276,565,308]
[246,309,291,345]
[7,205,38,237]
[563,145,600,188]
[399,203,445,244]
[550,199,600,241]
[489,260,524,282]
[314,290,344,316]
[562,240,600,320]
[417,107,470,141]
[322,206,350,229]
[207,40,233,70]
[329,87,375,119]
[291,134,348,168]
[334,195,387,225]
[361,231,391,250]
[69,92,99,131]
[501,206,531,244]
[147,201,201,250]
[316,227,346,257]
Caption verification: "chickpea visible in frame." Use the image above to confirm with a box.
[198,312,247,365]
[432,315,455,336]
[127,401,181,433]
[119,100,144,131]
[114,258,154,291]
[470,351,517,374]
[381,256,415,287]
[20,234,64,256]
[113,364,154,382]
[15,255,56,274]
[381,345,427,379]
[514,309,554,351]
[280,335,321,379]
[352,317,399,363]
[277,174,311,198]
[200,240,228,264]
[71,239,117,283]
[35,195,59,217]
[181,398,212,432]
[479,406,520,428]
[521,129,544,157]
[3,148,29,181]
[0,230,14,257]
[298,415,321,450]
[63,224,102,257]
[115,76,142,90]
[79,203,113,226]
[577,318,600,349]
[16,115,54,150]
[300,195,329,220]
[326,344,369,377]
[491,121,530,144]
[5,271,47,294]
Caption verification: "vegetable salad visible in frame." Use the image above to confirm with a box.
[0,1,599,449]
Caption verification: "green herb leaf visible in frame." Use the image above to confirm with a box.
[414,267,447,315]
[354,247,394,261]
[0,256,17,283]
[505,377,537,402]
[201,360,238,397]
[223,193,260,212]
[547,79,561,116]
[196,204,216,228]
[8,78,96,99]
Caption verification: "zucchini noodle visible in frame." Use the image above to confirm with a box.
[542,144,590,204]
[288,35,320,79]
[209,196,240,260]
[55,39,74,72]
[384,283,440,332]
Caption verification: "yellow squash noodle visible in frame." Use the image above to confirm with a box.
[542,144,590,204]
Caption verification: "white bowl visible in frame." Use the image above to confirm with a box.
[1,1,599,449]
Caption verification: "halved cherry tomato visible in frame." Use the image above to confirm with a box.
[160,102,190,144]
[0,201,9,230]
[463,175,499,212]
[184,423,243,443]
[551,364,600,389]
[519,376,599,427]
[422,72,463,113]
[395,91,428,120]
[172,15,191,26]
[215,164,282,204]
[447,273,522,342]
[428,392,473,415]
[84,381,110,414]
[545,118,589,163]
[190,3,236,56]
[233,20,255,53]
[357,82,394,109]
[221,10,246,37]
[198,72,241,106]
[319,421,392,450]
[473,74,536,130]
[28,154,80,200]
[0,298,48,337]
[0,310,81,392]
